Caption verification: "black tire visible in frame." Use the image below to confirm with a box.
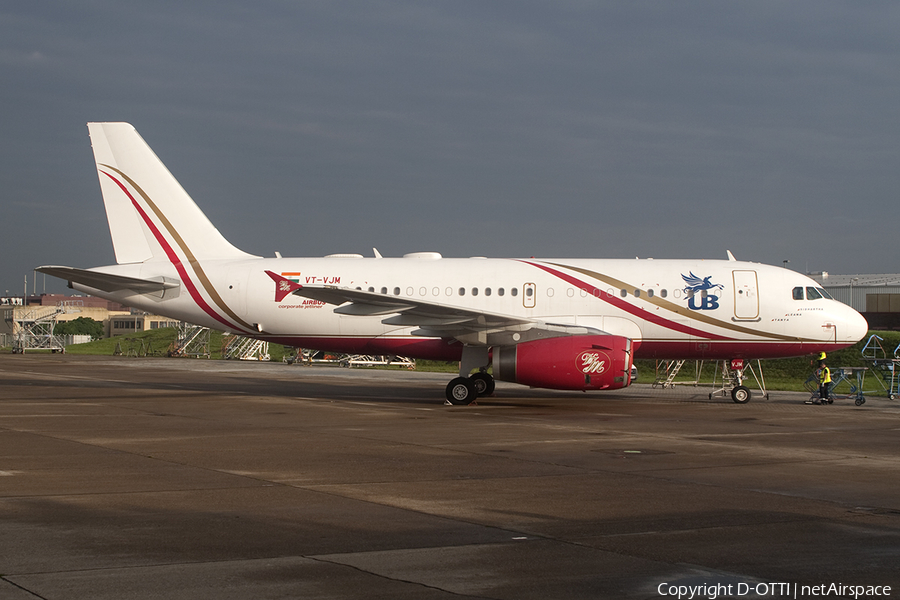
[446,377,476,405]
[855,397,865,406]
[469,372,495,396]
[731,385,751,404]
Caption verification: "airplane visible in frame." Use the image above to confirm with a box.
[38,123,869,405]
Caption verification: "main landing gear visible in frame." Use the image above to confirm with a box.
[445,346,494,405]
[445,372,495,405]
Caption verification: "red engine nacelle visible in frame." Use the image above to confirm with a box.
[493,335,633,391]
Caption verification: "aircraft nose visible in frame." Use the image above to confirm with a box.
[843,307,869,343]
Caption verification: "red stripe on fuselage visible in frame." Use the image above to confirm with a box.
[522,261,732,341]
[100,170,242,332]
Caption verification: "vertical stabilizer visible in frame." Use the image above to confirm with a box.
[88,122,254,264]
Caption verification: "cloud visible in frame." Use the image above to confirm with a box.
[1,1,899,294]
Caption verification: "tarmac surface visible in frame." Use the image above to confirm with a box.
[1,354,899,600]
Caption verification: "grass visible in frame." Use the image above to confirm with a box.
[634,330,900,396]
[6,328,898,395]
[59,328,289,361]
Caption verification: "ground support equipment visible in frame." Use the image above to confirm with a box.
[651,360,705,389]
[803,367,868,406]
[223,335,270,361]
[860,334,900,400]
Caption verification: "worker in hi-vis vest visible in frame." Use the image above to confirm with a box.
[817,354,832,404]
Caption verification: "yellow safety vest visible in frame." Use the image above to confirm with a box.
[818,366,831,384]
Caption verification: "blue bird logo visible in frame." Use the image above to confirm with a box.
[682,272,724,294]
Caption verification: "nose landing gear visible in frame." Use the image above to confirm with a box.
[708,359,768,403]
[731,384,751,404]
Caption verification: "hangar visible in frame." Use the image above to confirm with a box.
[1,293,177,349]
[811,272,900,330]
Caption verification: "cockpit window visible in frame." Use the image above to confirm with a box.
[806,287,822,300]
[817,287,833,300]
[792,287,804,300]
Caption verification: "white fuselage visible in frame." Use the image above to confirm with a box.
[79,255,868,362]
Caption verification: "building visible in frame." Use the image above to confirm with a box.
[812,273,900,330]
[1,294,179,345]
[108,314,180,336]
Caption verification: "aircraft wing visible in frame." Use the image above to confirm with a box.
[291,284,599,345]
[36,265,180,295]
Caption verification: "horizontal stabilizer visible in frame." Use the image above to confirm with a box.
[36,266,180,294]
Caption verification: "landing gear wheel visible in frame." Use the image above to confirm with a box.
[469,372,495,396]
[731,385,751,404]
[855,397,865,406]
[446,377,476,405]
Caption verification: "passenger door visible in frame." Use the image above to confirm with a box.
[732,270,759,320]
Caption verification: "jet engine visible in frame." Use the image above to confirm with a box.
[493,335,633,391]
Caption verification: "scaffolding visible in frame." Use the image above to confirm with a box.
[223,335,270,361]
[285,349,415,369]
[167,322,211,358]
[651,360,705,388]
[340,354,415,369]
[8,301,84,353]
[113,337,158,358]
[860,334,900,400]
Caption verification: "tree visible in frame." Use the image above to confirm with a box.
[55,317,105,340]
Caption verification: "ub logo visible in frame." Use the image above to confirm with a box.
[682,272,722,311]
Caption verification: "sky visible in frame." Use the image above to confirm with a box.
[2,1,899,296]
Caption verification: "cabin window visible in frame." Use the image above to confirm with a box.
[547,288,554,297]
[368,287,374,293]
[380,287,388,294]
[472,288,479,296]
[511,287,518,297]
[793,287,804,300]
[432,287,440,296]
[806,287,822,300]
[419,287,427,296]
[485,288,492,296]
[620,289,628,298]
[567,288,575,297]
[634,289,641,298]
[647,289,655,298]
[459,287,466,296]
[498,288,505,296]
[660,289,667,298]
[445,287,452,296]
[393,287,401,295]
